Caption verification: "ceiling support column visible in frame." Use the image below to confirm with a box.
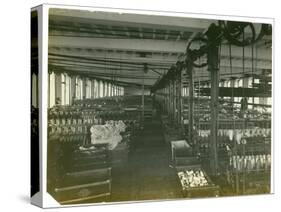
[186,56,195,154]
[207,24,221,176]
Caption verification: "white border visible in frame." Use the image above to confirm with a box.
[0,0,280,212]
[39,2,275,209]
[46,3,273,24]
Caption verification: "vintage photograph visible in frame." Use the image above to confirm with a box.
[42,7,272,205]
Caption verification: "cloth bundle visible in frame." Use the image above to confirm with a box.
[90,120,126,150]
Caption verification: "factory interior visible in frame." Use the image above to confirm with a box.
[31,8,272,204]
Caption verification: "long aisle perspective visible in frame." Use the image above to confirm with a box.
[38,7,272,206]
[112,110,182,202]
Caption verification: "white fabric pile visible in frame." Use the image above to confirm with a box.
[90,120,126,150]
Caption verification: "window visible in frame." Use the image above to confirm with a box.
[248,77,253,88]
[113,85,116,96]
[90,79,95,99]
[75,77,79,100]
[49,72,56,108]
[100,81,104,98]
[79,78,83,99]
[94,79,99,98]
[104,82,108,96]
[61,74,66,105]
[108,83,112,97]
[182,87,189,97]
[117,86,120,96]
[75,77,83,100]
[238,79,243,87]
[86,78,91,99]
[65,74,70,105]
[60,73,70,105]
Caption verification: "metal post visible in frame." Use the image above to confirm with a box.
[187,60,194,151]
[179,70,183,128]
[168,81,171,119]
[142,71,145,126]
[172,77,176,124]
[178,72,182,126]
[206,24,221,176]
[209,48,219,175]
[170,80,173,122]
[169,79,173,121]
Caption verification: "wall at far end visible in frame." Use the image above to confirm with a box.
[124,87,150,96]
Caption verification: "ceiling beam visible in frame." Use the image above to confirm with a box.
[49,36,272,61]
[50,64,157,86]
[49,36,187,53]
[49,55,271,71]
[51,63,159,80]
[49,9,213,32]
[192,66,269,78]
[49,59,167,73]
[49,47,179,65]
[48,48,271,72]
[49,58,268,79]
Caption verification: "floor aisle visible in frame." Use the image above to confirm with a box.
[111,113,182,202]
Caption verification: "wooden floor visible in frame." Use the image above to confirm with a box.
[111,114,182,203]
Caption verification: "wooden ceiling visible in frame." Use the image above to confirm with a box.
[48,8,272,88]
